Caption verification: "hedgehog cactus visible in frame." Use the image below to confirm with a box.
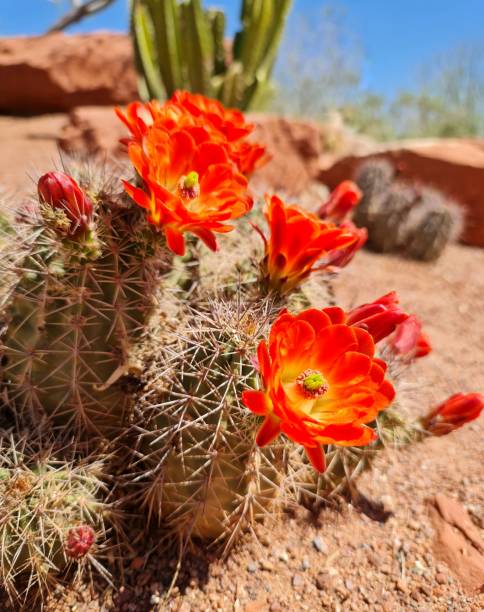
[0,165,170,441]
[0,435,113,604]
[354,158,463,260]
[135,296,287,547]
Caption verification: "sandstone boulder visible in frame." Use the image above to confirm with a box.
[0,33,137,114]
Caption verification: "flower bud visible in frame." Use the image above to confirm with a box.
[390,315,431,359]
[38,172,93,235]
[421,393,483,436]
[327,221,367,268]
[346,291,408,343]
[65,525,95,559]
[317,180,362,223]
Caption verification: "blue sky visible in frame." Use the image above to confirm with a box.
[2,1,483,96]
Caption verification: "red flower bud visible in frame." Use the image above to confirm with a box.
[317,180,362,223]
[390,315,431,359]
[346,291,408,343]
[38,172,93,235]
[65,525,95,559]
[327,220,367,268]
[422,393,483,436]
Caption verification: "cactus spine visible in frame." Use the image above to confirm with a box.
[0,435,113,605]
[130,0,293,110]
[0,164,170,441]
[135,296,287,548]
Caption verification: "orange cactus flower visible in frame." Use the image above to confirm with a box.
[257,195,358,294]
[123,127,252,255]
[242,308,395,472]
[421,393,483,436]
[116,92,268,176]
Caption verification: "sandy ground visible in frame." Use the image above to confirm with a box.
[0,117,483,611]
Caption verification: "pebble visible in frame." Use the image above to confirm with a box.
[150,594,161,605]
[435,572,448,584]
[315,572,333,591]
[312,536,328,554]
[274,549,289,563]
[292,574,304,589]
[301,557,310,571]
[260,559,275,572]
[396,579,407,593]
[247,562,258,573]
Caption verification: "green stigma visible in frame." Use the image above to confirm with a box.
[303,372,325,391]
[184,171,199,189]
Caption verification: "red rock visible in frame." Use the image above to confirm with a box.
[0,33,137,114]
[429,494,484,594]
[317,140,484,247]
[247,114,326,196]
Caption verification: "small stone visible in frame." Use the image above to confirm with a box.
[315,572,333,591]
[247,562,258,573]
[345,579,354,590]
[312,536,328,554]
[292,574,304,589]
[260,559,274,572]
[269,603,282,612]
[412,560,427,575]
[335,584,349,600]
[150,594,160,605]
[396,579,407,593]
[274,549,289,563]
[435,572,447,584]
[301,557,310,571]
[410,589,421,601]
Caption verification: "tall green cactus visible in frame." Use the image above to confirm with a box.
[130,0,292,110]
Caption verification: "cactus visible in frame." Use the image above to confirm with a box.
[353,158,395,229]
[354,159,463,261]
[404,189,464,261]
[0,162,171,441]
[134,295,288,549]
[130,0,293,110]
[366,184,415,253]
[0,434,114,605]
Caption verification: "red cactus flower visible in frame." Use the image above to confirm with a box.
[123,127,252,255]
[346,292,408,343]
[242,307,395,472]
[65,525,95,559]
[318,180,362,223]
[390,315,431,359]
[327,220,367,269]
[256,194,357,294]
[421,393,483,436]
[38,172,93,235]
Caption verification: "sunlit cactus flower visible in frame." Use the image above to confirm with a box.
[421,393,483,436]
[116,91,268,176]
[346,292,408,343]
[317,180,362,223]
[242,307,395,472]
[65,525,95,559]
[256,194,357,295]
[37,171,93,235]
[122,127,252,255]
[389,314,431,359]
